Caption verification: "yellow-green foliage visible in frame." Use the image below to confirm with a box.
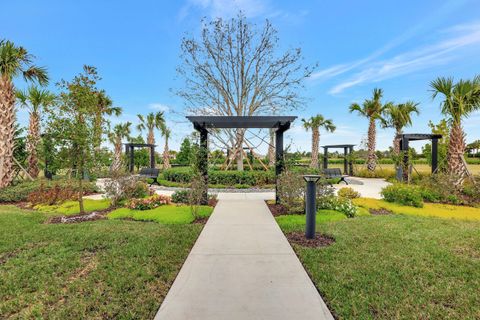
[108,205,213,224]
[353,198,480,221]
[35,199,111,215]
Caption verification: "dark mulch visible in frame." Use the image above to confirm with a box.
[286,231,335,248]
[193,217,209,225]
[369,208,393,215]
[266,202,288,216]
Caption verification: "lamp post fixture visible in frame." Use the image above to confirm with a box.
[303,175,321,239]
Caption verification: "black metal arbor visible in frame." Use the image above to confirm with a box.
[397,133,442,181]
[322,144,355,175]
[124,143,156,173]
[186,116,297,204]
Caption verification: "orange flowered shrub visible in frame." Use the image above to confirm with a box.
[126,195,171,210]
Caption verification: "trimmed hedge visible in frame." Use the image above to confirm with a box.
[0,179,98,203]
[162,168,275,186]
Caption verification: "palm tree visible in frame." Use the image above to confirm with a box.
[382,101,420,155]
[301,114,336,168]
[137,112,165,164]
[349,88,388,172]
[93,91,121,150]
[16,86,56,178]
[0,40,48,188]
[162,126,171,169]
[430,76,480,180]
[108,122,131,173]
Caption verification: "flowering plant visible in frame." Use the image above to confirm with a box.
[126,194,171,210]
[317,195,357,218]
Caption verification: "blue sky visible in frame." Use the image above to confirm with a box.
[2,0,480,152]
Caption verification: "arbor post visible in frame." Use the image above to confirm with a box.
[343,147,348,174]
[129,145,134,173]
[432,138,438,174]
[199,128,209,205]
[275,123,290,204]
[348,146,354,175]
[323,147,328,169]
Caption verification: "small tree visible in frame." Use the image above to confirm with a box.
[301,114,336,168]
[108,122,131,173]
[177,137,193,165]
[46,65,103,213]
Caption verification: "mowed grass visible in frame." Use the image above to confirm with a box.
[354,198,480,221]
[0,205,203,319]
[276,214,480,319]
[327,163,480,175]
[108,205,213,224]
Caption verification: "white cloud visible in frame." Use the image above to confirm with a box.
[328,21,480,94]
[148,103,170,112]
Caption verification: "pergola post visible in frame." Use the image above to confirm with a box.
[275,127,285,204]
[323,147,328,169]
[343,147,348,174]
[432,138,438,173]
[129,145,134,173]
[199,127,209,205]
[401,136,410,182]
[348,146,354,175]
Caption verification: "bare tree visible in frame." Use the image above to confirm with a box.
[176,13,314,170]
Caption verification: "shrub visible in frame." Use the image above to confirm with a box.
[171,190,189,204]
[277,171,304,214]
[317,196,357,218]
[355,168,395,179]
[104,175,152,206]
[381,184,423,207]
[126,195,171,210]
[337,187,360,199]
[0,179,98,203]
[162,167,275,186]
[27,184,77,206]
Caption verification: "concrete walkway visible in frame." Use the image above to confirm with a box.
[155,198,333,320]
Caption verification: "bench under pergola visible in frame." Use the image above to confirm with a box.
[321,144,355,175]
[186,116,297,204]
[124,143,156,173]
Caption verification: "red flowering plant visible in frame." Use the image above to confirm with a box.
[126,194,171,210]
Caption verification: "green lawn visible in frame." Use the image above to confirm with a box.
[108,204,213,224]
[276,213,480,319]
[0,205,204,319]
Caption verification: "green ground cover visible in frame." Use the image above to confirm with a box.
[276,213,480,319]
[35,199,111,215]
[108,204,213,224]
[0,205,204,319]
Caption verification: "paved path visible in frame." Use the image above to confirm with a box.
[155,198,333,320]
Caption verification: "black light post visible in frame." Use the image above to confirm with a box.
[303,175,321,239]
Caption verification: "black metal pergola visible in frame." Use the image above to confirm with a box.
[322,144,355,175]
[124,143,156,173]
[397,133,442,181]
[186,116,297,204]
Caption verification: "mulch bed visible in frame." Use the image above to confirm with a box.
[193,217,209,225]
[286,231,335,248]
[266,202,288,216]
[369,208,393,215]
[45,206,117,224]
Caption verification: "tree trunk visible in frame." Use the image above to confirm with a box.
[163,137,171,169]
[0,76,16,188]
[447,122,467,183]
[78,158,85,214]
[268,128,275,167]
[235,129,244,171]
[367,118,377,171]
[310,128,319,168]
[147,129,155,162]
[27,111,41,178]
[393,128,401,156]
[112,138,123,173]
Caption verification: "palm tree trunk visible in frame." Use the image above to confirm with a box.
[310,128,319,168]
[268,128,275,167]
[393,128,401,155]
[367,118,377,171]
[447,122,467,182]
[163,137,171,169]
[27,111,41,178]
[0,76,16,188]
[147,129,155,162]
[112,138,123,173]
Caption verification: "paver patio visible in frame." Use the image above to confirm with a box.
[155,197,333,320]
